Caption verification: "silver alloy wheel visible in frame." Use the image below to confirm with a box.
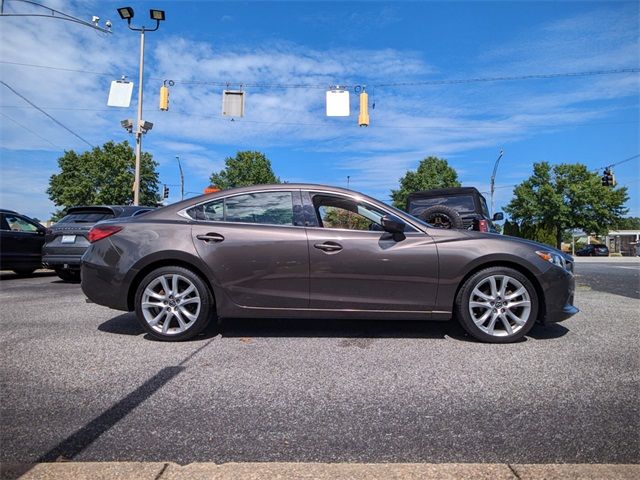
[468,274,532,337]
[141,273,201,335]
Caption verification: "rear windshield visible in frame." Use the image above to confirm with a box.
[410,195,476,212]
[57,212,115,223]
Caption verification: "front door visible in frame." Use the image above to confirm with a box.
[305,192,439,312]
[190,190,309,309]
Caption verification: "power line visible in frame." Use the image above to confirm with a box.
[0,110,62,149]
[596,154,640,170]
[1,60,638,89]
[0,80,94,148]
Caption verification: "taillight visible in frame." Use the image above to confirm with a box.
[88,225,123,243]
[477,219,489,232]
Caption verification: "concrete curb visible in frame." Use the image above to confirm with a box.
[572,256,640,262]
[2,462,639,480]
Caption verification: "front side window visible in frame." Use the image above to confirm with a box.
[312,194,389,231]
[3,215,39,233]
[187,192,294,226]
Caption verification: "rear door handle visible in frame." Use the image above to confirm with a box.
[314,241,343,252]
[196,233,225,243]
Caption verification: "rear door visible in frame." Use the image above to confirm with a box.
[304,191,439,312]
[190,190,309,309]
[0,213,45,268]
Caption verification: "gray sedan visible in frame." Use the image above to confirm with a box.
[81,184,577,343]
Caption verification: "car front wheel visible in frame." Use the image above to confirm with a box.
[134,266,214,341]
[455,267,539,343]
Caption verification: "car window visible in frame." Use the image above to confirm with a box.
[479,197,490,218]
[226,192,294,225]
[410,195,476,212]
[4,214,39,232]
[131,209,152,217]
[57,212,115,223]
[313,194,396,231]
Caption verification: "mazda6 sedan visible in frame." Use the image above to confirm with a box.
[81,184,578,343]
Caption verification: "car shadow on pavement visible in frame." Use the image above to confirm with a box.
[0,270,56,281]
[99,313,568,343]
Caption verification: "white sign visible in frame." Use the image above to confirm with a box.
[107,80,134,108]
[326,89,350,116]
[222,90,245,117]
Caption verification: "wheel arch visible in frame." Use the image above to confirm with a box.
[452,260,546,322]
[126,258,217,312]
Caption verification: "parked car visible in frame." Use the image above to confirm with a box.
[0,209,47,275]
[81,184,578,344]
[406,187,503,232]
[43,205,154,281]
[575,244,609,257]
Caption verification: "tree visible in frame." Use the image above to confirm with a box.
[47,141,160,217]
[505,162,628,249]
[210,151,280,189]
[613,217,640,230]
[391,156,461,209]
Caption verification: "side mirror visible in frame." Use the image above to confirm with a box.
[493,212,504,221]
[381,214,405,234]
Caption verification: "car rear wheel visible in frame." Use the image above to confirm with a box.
[134,266,214,341]
[454,267,539,343]
[420,205,464,229]
[55,269,81,282]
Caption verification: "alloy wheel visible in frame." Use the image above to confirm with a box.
[141,273,201,335]
[468,274,531,337]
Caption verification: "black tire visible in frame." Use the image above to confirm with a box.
[454,266,539,343]
[55,269,81,282]
[13,268,36,276]
[420,205,464,229]
[134,266,215,342]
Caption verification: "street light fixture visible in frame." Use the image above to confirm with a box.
[117,6,165,205]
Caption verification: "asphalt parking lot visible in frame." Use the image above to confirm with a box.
[1,262,638,466]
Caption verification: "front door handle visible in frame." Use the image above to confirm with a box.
[196,233,225,243]
[314,241,343,252]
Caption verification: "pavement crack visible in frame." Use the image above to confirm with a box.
[154,462,170,479]
[507,464,522,479]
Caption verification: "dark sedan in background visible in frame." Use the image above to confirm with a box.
[575,244,610,257]
[43,205,153,281]
[81,184,578,343]
[0,209,47,275]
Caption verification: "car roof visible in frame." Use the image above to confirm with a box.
[0,208,19,214]
[66,205,154,215]
[407,187,482,199]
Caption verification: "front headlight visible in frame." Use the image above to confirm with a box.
[536,250,567,269]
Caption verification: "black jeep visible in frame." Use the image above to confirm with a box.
[407,187,503,232]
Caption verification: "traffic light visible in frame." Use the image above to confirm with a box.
[602,169,615,187]
[358,90,369,127]
[159,85,169,111]
[163,185,169,198]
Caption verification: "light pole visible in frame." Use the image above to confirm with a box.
[176,156,184,200]
[117,7,165,205]
[489,149,504,216]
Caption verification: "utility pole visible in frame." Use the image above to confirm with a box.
[490,149,504,216]
[176,156,184,200]
[347,175,351,188]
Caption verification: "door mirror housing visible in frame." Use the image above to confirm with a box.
[493,212,504,221]
[381,214,405,234]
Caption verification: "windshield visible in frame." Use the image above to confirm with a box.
[57,212,115,223]
[409,195,476,213]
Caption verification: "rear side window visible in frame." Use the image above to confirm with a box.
[410,195,476,213]
[2,214,39,232]
[57,212,115,223]
[187,192,294,226]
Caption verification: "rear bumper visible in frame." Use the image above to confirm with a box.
[81,259,132,311]
[42,254,82,269]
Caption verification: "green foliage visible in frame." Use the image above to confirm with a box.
[210,151,280,189]
[613,216,640,230]
[391,156,461,210]
[505,162,628,248]
[322,207,372,230]
[47,141,160,217]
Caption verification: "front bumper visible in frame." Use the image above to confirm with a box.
[538,265,579,323]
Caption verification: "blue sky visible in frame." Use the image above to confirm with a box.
[0,0,638,221]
